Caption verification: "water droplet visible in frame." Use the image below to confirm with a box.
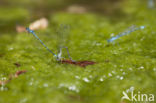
[31,66,36,70]
[116,75,120,79]
[129,68,133,71]
[58,83,79,93]
[75,76,80,79]
[96,43,102,46]
[111,33,115,37]
[20,98,27,103]
[8,47,14,51]
[140,37,145,41]
[112,71,116,74]
[29,82,33,86]
[120,69,123,71]
[113,51,118,55]
[89,75,92,78]
[58,83,65,88]
[1,77,7,81]
[69,85,79,93]
[83,77,90,83]
[0,85,8,91]
[114,65,117,68]
[120,76,124,80]
[108,73,112,77]
[103,75,106,78]
[99,78,104,82]
[122,72,126,75]
[0,77,8,91]
[139,66,144,70]
[43,83,48,87]
[140,26,145,30]
[133,43,137,47]
[68,85,76,91]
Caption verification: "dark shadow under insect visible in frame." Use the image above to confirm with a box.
[61,59,95,67]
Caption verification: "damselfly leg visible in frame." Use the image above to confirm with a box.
[57,46,74,61]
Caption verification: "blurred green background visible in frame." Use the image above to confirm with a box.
[0,0,153,32]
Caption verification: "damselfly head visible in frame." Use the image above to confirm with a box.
[26,27,34,33]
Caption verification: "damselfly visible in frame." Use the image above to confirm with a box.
[26,25,73,61]
[56,24,74,61]
[26,28,57,59]
[107,25,145,43]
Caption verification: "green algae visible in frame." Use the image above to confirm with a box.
[0,1,156,103]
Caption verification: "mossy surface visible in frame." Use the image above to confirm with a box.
[0,1,156,103]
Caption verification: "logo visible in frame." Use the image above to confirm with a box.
[121,87,154,102]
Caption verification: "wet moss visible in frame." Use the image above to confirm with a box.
[0,1,156,103]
